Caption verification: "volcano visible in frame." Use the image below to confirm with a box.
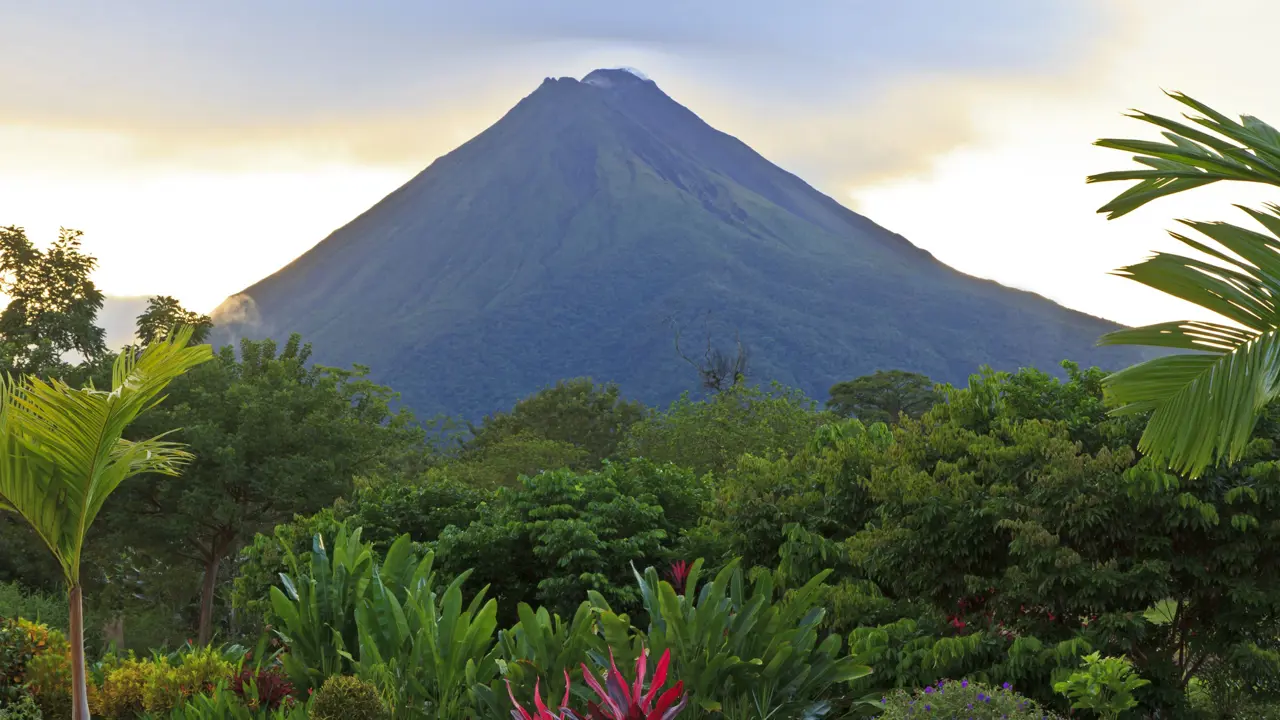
[216,68,1145,418]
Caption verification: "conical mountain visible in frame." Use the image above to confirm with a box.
[218,68,1144,418]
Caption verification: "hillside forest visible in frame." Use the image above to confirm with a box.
[2,93,1280,720]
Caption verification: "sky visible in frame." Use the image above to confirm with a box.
[3,0,1279,345]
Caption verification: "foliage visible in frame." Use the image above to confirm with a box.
[1089,91,1280,477]
[619,383,826,477]
[826,364,1280,713]
[1053,653,1149,720]
[0,226,106,375]
[268,526,380,693]
[350,551,500,719]
[879,679,1061,720]
[623,559,871,719]
[0,617,40,704]
[24,625,70,720]
[0,586,66,634]
[154,683,307,720]
[578,648,687,720]
[135,297,213,348]
[0,328,213,717]
[112,333,421,644]
[825,370,940,425]
[339,475,491,549]
[229,667,294,712]
[479,602,602,716]
[466,379,646,470]
[232,511,344,632]
[308,675,387,720]
[0,694,42,720]
[436,460,707,619]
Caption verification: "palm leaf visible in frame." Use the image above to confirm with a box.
[1089,91,1280,219]
[1092,94,1280,477]
[0,326,213,583]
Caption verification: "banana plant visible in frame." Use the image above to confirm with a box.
[352,551,502,719]
[476,600,602,715]
[628,558,871,719]
[270,527,420,694]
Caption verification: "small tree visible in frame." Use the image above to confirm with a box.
[0,327,212,719]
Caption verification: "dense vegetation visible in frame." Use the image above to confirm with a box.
[6,90,1280,719]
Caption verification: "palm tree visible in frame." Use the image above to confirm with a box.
[1090,91,1280,477]
[0,327,212,719]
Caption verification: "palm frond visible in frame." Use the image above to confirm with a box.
[1089,91,1280,219]
[0,327,213,582]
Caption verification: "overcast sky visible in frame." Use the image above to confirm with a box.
[3,0,1277,338]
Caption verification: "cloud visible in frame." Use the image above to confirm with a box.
[0,0,1108,182]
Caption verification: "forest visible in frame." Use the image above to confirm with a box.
[2,94,1280,720]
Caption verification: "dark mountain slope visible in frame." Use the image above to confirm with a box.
[218,68,1146,419]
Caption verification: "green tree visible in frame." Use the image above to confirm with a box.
[465,378,645,468]
[435,459,707,619]
[0,328,212,719]
[0,226,106,375]
[839,366,1280,713]
[620,382,825,477]
[110,334,421,645]
[135,296,213,346]
[1089,92,1280,477]
[825,369,940,424]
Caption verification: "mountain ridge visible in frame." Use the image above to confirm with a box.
[215,68,1146,419]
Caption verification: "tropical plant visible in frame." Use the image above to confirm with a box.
[879,679,1061,719]
[1,616,40,703]
[477,601,601,716]
[626,559,871,718]
[505,648,689,720]
[350,551,501,719]
[1089,92,1280,477]
[1053,653,1150,720]
[268,526,383,693]
[308,675,386,720]
[0,327,212,719]
[155,683,307,720]
[0,694,42,720]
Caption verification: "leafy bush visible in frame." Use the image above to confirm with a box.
[1053,653,1149,720]
[230,667,294,712]
[0,694,42,720]
[879,679,1062,719]
[623,558,871,718]
[351,552,499,719]
[0,617,39,704]
[308,675,386,720]
[21,624,70,720]
[159,683,307,719]
[0,585,65,631]
[436,459,708,618]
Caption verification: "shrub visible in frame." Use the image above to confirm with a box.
[0,694,42,720]
[0,617,39,704]
[0,585,65,631]
[230,666,295,712]
[309,675,387,720]
[879,679,1062,720]
[142,646,235,714]
[91,657,149,719]
[21,625,70,720]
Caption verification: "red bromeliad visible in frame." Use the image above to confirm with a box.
[666,561,690,596]
[506,648,689,720]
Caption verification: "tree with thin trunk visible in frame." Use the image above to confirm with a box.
[0,327,212,719]
[111,333,419,645]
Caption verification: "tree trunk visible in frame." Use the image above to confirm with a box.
[69,584,91,720]
[197,553,222,646]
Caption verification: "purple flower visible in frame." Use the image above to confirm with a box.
[961,679,969,688]
[1002,682,1012,691]
[925,686,934,694]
